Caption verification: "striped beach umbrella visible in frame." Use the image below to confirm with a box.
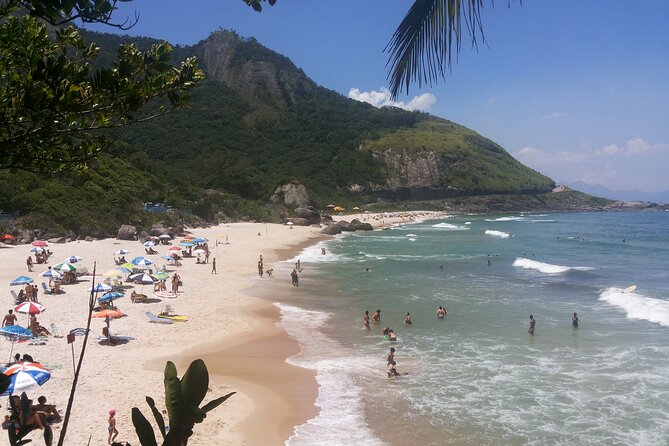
[2,361,51,396]
[129,273,156,284]
[15,302,46,315]
[88,283,112,293]
[143,240,156,247]
[40,269,62,279]
[114,249,129,256]
[63,255,83,263]
[53,262,77,272]
[151,272,170,280]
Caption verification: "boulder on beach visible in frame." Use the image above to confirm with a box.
[117,224,137,240]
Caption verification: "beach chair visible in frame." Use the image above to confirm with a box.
[146,312,173,324]
[41,282,54,295]
[11,290,21,304]
[50,323,64,338]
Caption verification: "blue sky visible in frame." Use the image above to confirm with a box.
[86,1,669,194]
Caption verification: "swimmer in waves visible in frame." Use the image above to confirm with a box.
[436,306,447,318]
[405,312,412,325]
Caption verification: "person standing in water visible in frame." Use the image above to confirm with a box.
[528,315,536,335]
[572,312,579,327]
[436,306,447,318]
[363,310,370,330]
[405,312,412,325]
[371,309,381,323]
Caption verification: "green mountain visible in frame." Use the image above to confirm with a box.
[0,29,557,237]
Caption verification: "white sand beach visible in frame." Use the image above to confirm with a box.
[0,211,444,445]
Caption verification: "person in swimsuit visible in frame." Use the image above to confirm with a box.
[371,309,381,323]
[363,310,370,330]
[528,315,536,335]
[108,409,118,444]
[436,306,447,318]
[572,312,579,327]
[405,312,412,325]
[2,309,17,326]
[387,347,395,365]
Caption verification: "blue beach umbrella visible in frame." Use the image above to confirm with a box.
[63,255,83,263]
[179,241,194,247]
[114,249,129,256]
[192,237,208,243]
[29,247,44,253]
[2,362,51,396]
[0,325,33,340]
[10,276,33,286]
[143,240,156,247]
[40,269,62,279]
[99,292,124,303]
[88,283,112,293]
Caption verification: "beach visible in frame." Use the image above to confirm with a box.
[0,212,444,445]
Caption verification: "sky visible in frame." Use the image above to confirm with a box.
[85,1,669,195]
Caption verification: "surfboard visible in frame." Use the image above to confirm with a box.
[623,285,637,293]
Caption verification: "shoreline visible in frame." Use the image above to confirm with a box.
[0,212,446,445]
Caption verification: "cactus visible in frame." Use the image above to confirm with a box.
[132,359,235,446]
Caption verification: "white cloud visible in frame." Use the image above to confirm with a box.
[596,138,669,157]
[581,164,617,185]
[596,144,623,156]
[348,87,436,112]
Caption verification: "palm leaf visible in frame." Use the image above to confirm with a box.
[385,0,488,99]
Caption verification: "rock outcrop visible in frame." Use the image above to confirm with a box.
[270,183,309,209]
[293,207,321,224]
[117,225,137,241]
[320,224,342,235]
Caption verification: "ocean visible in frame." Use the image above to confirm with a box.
[268,211,669,446]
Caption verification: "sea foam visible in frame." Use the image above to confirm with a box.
[432,222,469,230]
[513,258,573,274]
[276,303,385,446]
[485,216,525,222]
[485,230,511,238]
[599,288,669,327]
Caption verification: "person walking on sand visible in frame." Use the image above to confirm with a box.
[26,256,33,272]
[211,258,217,274]
[107,409,118,444]
[171,272,180,293]
[3,309,17,327]
[572,312,579,328]
[528,315,536,335]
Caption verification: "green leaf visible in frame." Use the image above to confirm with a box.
[201,392,236,413]
[180,359,209,409]
[164,361,185,426]
[146,396,167,440]
[131,407,158,446]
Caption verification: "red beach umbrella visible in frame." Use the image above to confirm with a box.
[31,240,48,247]
[14,302,45,315]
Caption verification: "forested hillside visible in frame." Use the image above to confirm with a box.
[0,29,555,237]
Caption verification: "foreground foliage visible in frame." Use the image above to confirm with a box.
[0,1,203,173]
[132,360,235,446]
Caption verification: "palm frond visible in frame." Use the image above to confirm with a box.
[385,0,487,99]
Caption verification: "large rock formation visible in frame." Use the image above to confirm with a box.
[117,225,137,240]
[270,183,309,209]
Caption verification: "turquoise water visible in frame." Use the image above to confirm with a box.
[275,211,669,446]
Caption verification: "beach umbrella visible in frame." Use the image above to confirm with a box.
[133,259,154,269]
[353,207,361,210]
[15,302,45,315]
[0,326,33,363]
[158,234,171,239]
[160,255,174,261]
[143,240,156,247]
[88,283,112,293]
[179,241,194,247]
[285,221,294,226]
[129,273,156,284]
[63,255,82,263]
[53,262,77,272]
[10,276,34,286]
[114,249,129,256]
[31,241,48,247]
[326,204,336,208]
[30,247,44,253]
[40,269,62,279]
[168,246,181,253]
[2,361,51,396]
[154,290,178,299]
[119,263,135,272]
[192,237,208,243]
[151,272,170,280]
[102,269,124,279]
[92,310,125,319]
[99,292,124,303]
[131,256,153,266]
[1,234,13,240]
[192,249,206,255]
